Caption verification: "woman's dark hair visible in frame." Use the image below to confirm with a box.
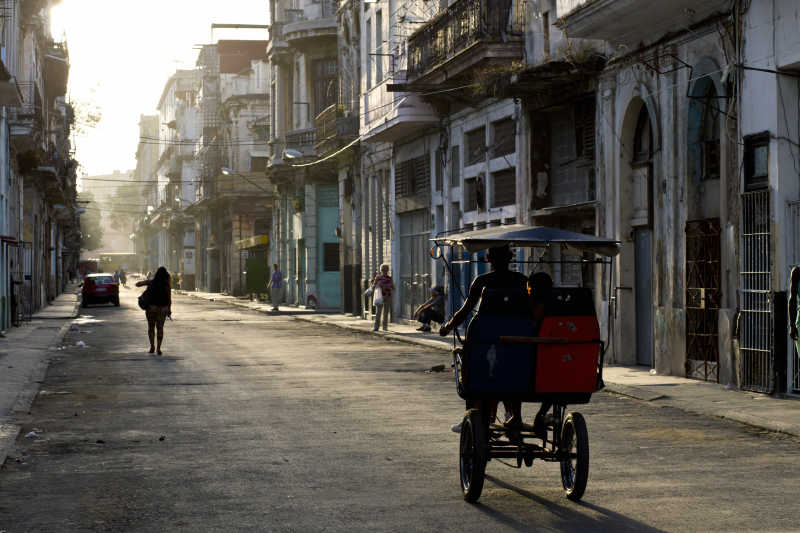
[151,266,171,291]
[529,271,553,301]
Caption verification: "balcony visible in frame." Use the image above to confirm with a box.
[44,40,69,100]
[315,104,358,156]
[285,127,316,157]
[406,0,524,86]
[362,75,437,143]
[9,82,43,150]
[557,0,730,46]
[279,2,337,51]
[216,171,274,198]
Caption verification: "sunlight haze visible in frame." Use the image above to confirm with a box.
[50,1,269,178]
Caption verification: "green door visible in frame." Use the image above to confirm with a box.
[245,247,268,294]
[317,185,341,310]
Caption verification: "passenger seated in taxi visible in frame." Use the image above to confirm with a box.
[528,271,554,436]
[440,244,527,432]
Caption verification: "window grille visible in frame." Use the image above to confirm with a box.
[491,168,516,207]
[491,118,515,159]
[466,127,486,166]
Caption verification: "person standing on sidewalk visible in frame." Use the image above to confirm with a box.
[789,266,800,360]
[371,263,395,331]
[135,266,172,355]
[270,264,283,312]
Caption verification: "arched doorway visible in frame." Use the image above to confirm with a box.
[631,106,654,366]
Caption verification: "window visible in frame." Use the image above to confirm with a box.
[464,178,477,211]
[701,84,720,180]
[365,18,372,90]
[375,10,383,82]
[491,118,516,159]
[633,107,652,162]
[435,148,444,192]
[313,58,338,116]
[464,175,485,211]
[574,98,595,161]
[466,127,486,166]
[543,10,550,59]
[744,133,769,191]
[491,168,516,207]
[449,146,460,186]
[395,154,430,198]
[323,242,340,271]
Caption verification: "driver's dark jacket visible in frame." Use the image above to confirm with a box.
[447,269,527,330]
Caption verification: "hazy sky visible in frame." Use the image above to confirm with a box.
[51,1,268,179]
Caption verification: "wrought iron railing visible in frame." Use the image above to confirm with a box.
[407,0,524,80]
[285,127,315,148]
[315,104,339,144]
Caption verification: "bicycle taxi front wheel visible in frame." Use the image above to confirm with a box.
[459,408,488,503]
[560,411,589,501]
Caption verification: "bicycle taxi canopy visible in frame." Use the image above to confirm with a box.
[431,224,619,257]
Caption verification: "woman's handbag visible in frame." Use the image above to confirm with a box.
[137,288,152,310]
[364,287,374,297]
[373,286,384,306]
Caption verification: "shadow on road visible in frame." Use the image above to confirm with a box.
[481,475,667,532]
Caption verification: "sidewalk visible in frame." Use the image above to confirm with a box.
[176,290,800,438]
[0,284,80,465]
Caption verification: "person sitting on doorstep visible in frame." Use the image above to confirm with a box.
[414,286,445,332]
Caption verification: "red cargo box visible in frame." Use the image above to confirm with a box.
[534,316,600,394]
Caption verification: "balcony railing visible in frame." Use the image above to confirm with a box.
[315,104,358,154]
[285,127,316,149]
[407,0,524,80]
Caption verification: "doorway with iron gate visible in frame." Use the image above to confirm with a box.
[685,218,721,381]
[399,209,431,318]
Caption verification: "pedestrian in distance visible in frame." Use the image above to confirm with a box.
[136,266,172,355]
[270,264,283,312]
[414,286,445,332]
[371,263,395,331]
[119,269,127,288]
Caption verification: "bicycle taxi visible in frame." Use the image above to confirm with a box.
[432,225,619,503]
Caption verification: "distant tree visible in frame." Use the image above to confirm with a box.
[106,181,144,233]
[78,191,104,251]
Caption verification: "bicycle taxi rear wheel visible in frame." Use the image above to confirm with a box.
[560,412,589,501]
[459,408,488,503]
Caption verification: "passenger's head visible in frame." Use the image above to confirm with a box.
[528,271,553,301]
[486,245,513,270]
[380,263,390,274]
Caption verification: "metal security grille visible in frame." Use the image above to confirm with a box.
[740,190,773,393]
[685,219,721,382]
[399,210,432,318]
[787,200,800,393]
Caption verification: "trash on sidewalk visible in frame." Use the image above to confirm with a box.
[158,435,165,441]
[24,428,42,439]
[649,369,657,375]
[430,364,446,372]
[75,341,86,347]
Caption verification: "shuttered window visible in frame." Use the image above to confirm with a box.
[465,127,485,166]
[449,146,460,187]
[491,118,515,159]
[574,98,595,161]
[491,168,516,207]
[395,154,431,198]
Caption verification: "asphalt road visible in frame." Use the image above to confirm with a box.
[1,286,800,532]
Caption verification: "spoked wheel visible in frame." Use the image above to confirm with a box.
[560,412,589,501]
[459,408,488,503]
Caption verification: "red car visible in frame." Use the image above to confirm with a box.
[81,273,120,307]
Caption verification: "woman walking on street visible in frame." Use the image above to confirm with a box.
[136,266,172,355]
[371,263,395,331]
